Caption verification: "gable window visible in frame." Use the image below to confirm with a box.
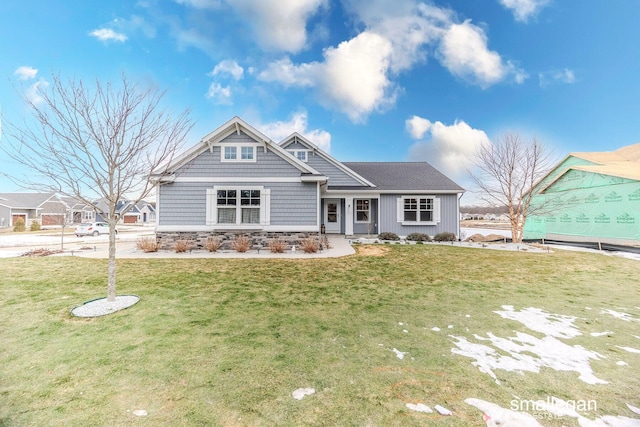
[207,186,270,227]
[287,150,308,162]
[355,199,370,222]
[221,144,257,162]
[397,196,440,224]
[224,146,237,160]
[241,146,254,160]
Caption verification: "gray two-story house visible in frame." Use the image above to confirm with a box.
[154,117,464,248]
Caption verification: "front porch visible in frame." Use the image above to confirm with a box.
[322,197,378,236]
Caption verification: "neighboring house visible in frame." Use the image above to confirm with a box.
[93,198,156,225]
[153,117,464,249]
[524,143,640,246]
[61,197,96,224]
[0,192,68,227]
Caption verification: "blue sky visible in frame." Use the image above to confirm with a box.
[1,0,639,201]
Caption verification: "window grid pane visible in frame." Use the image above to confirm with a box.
[224,146,237,160]
[241,146,254,160]
[242,208,260,224]
[218,208,236,223]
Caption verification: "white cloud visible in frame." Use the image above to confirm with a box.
[209,60,244,80]
[89,28,128,42]
[225,0,326,53]
[406,116,490,178]
[539,68,576,87]
[259,31,395,123]
[205,83,232,105]
[259,1,525,121]
[499,0,550,23]
[257,111,331,152]
[25,78,49,105]
[437,20,526,88]
[14,66,38,80]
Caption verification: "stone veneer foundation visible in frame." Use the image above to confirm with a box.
[156,231,320,251]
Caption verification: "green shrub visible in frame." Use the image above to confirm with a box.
[30,220,41,231]
[13,218,26,232]
[434,232,457,242]
[378,232,400,241]
[406,232,431,242]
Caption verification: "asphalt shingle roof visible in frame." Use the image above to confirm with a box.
[0,192,56,208]
[338,162,464,192]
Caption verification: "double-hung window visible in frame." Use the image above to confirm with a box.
[207,186,270,226]
[355,199,370,222]
[397,196,440,224]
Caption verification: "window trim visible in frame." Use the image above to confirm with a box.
[220,143,257,163]
[206,186,270,227]
[287,149,309,162]
[397,196,440,225]
[354,198,370,223]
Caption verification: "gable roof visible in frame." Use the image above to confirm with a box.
[339,162,464,193]
[0,192,60,209]
[156,116,322,179]
[280,133,375,187]
[538,143,640,193]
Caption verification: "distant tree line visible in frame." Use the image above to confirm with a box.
[460,205,508,214]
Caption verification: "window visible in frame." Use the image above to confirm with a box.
[287,150,308,162]
[404,197,432,222]
[240,189,260,224]
[355,199,370,222]
[221,144,256,162]
[397,196,439,224]
[216,190,237,223]
[241,146,254,160]
[208,187,269,226]
[224,146,237,160]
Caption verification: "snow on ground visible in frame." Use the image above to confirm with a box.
[450,331,607,385]
[451,306,607,385]
[466,398,640,427]
[495,305,582,339]
[591,331,614,337]
[616,346,640,354]
[601,309,640,322]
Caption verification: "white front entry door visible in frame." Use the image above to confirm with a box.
[324,199,341,233]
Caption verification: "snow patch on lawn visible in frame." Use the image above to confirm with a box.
[451,332,606,385]
[466,397,640,427]
[451,307,607,385]
[601,309,640,322]
[591,331,613,337]
[292,388,315,400]
[406,403,432,413]
[392,348,407,359]
[495,306,581,339]
[616,346,640,354]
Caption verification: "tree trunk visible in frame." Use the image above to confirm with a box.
[107,226,117,301]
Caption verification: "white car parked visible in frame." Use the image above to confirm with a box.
[74,222,117,237]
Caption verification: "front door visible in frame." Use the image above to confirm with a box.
[323,199,340,233]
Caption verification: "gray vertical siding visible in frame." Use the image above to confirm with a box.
[378,193,460,237]
[158,181,317,226]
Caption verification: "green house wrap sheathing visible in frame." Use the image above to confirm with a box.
[524,144,640,245]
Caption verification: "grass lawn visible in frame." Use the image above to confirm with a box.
[1,244,639,426]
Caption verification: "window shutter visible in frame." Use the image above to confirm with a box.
[433,197,441,223]
[396,198,403,222]
[206,188,217,225]
[260,188,271,225]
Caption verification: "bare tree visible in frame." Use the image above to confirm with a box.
[1,73,192,301]
[468,133,555,243]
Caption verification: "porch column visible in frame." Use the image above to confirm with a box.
[345,197,354,235]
